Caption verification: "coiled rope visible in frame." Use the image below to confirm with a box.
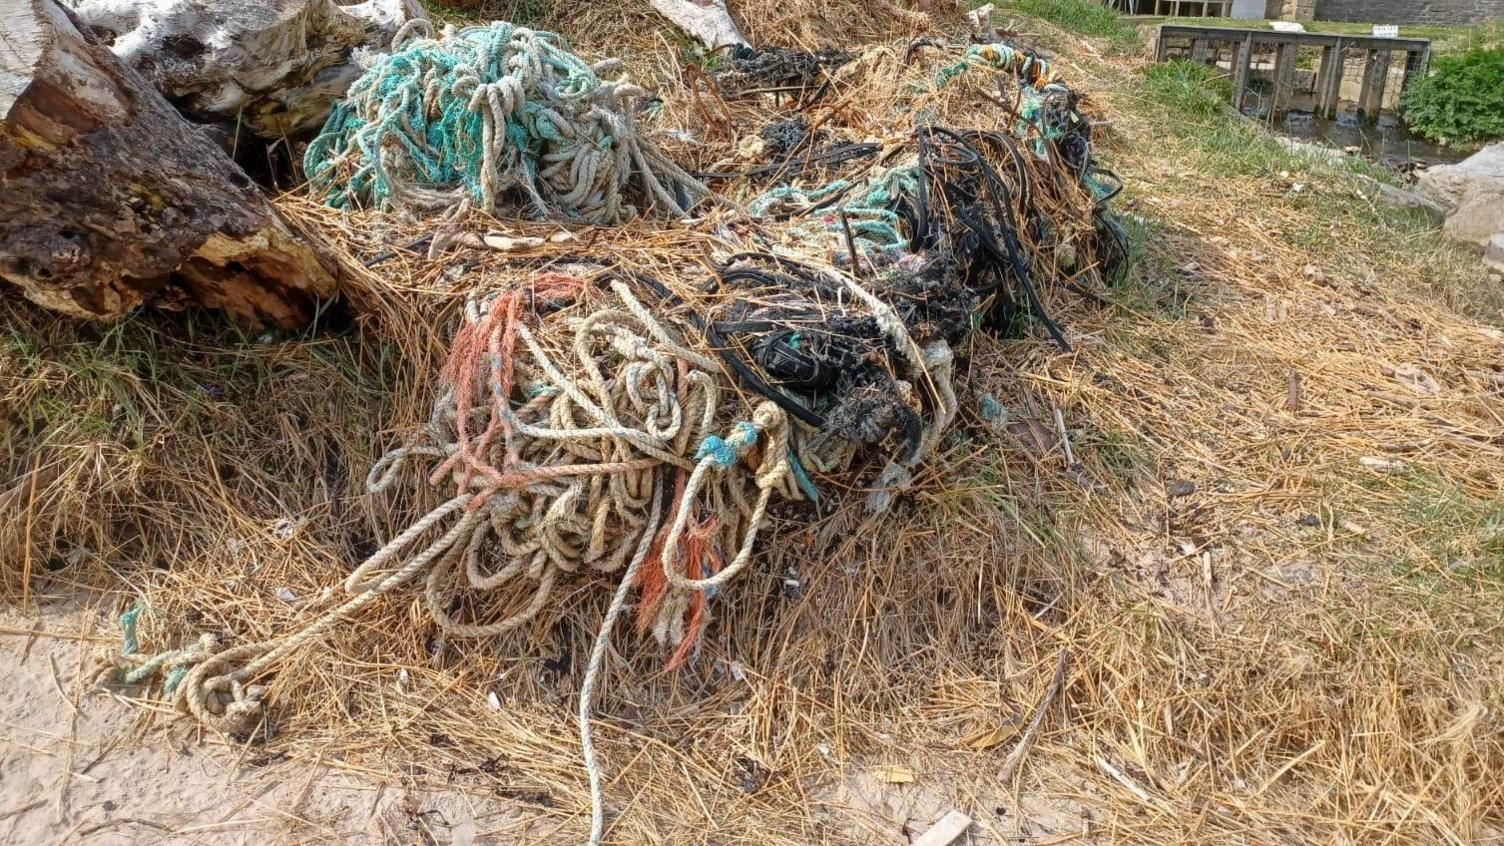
[305,21,708,223]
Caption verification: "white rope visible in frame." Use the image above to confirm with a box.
[581,485,663,846]
[133,274,805,738]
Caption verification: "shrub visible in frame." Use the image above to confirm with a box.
[1402,47,1504,145]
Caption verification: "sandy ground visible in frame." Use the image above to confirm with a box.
[0,600,536,846]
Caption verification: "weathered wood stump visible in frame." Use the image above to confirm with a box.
[1,0,337,326]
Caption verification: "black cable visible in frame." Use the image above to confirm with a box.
[617,270,827,428]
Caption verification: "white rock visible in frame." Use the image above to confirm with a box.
[63,0,425,137]
[1416,142,1504,249]
[1486,234,1504,272]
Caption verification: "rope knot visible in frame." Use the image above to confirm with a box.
[694,420,760,469]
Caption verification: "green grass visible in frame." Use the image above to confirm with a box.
[1142,60,1233,119]
[1139,61,1308,177]
[998,0,1141,48]
[1408,481,1504,580]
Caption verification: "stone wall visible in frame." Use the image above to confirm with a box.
[1312,0,1504,24]
[1283,0,1317,19]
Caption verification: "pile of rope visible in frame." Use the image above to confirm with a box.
[750,44,1128,343]
[112,261,960,843]
[111,36,1132,846]
[304,21,707,223]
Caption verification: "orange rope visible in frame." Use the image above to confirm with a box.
[666,520,722,671]
[635,469,687,633]
[432,273,583,499]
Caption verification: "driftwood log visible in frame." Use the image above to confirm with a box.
[64,0,425,138]
[1,0,337,326]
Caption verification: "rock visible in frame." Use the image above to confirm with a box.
[1418,142,1504,208]
[646,0,746,48]
[1416,142,1504,249]
[1166,480,1196,499]
[1486,234,1504,272]
[1444,192,1504,248]
[62,0,425,138]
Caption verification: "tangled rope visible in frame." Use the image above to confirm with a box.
[936,42,1059,90]
[305,21,708,223]
[111,270,805,717]
[749,38,1130,345]
[749,167,920,257]
[111,258,965,841]
[716,45,853,97]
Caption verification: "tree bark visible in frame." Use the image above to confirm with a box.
[1,0,337,327]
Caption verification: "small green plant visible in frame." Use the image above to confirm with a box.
[1402,47,1504,145]
[1142,60,1233,119]
[1001,0,1139,48]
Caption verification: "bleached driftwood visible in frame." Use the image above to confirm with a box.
[967,3,1000,42]
[647,0,747,48]
[1,0,337,326]
[63,0,425,137]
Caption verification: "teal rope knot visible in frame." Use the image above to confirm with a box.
[695,421,761,469]
[936,43,1027,89]
[119,600,146,656]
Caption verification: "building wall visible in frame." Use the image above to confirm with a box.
[1312,0,1504,24]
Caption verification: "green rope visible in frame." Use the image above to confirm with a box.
[119,600,146,656]
[749,167,919,256]
[935,43,1056,90]
[305,21,706,224]
[113,599,214,694]
[936,43,1078,147]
